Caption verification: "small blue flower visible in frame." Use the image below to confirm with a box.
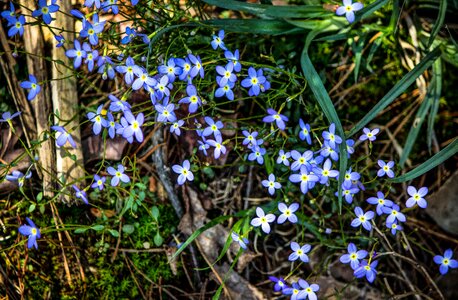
[7,15,26,37]
[366,191,393,215]
[179,84,201,113]
[406,186,428,208]
[342,168,360,189]
[261,174,282,195]
[241,67,266,96]
[108,94,131,112]
[215,80,235,100]
[336,0,364,24]
[297,279,319,300]
[154,75,172,100]
[216,62,237,87]
[121,27,137,44]
[320,141,339,161]
[386,220,403,236]
[51,125,76,148]
[276,150,291,166]
[32,0,59,25]
[224,49,242,72]
[340,242,368,270]
[132,69,156,91]
[335,184,360,204]
[188,54,204,79]
[20,75,41,101]
[80,14,106,45]
[242,130,261,148]
[298,119,312,145]
[104,113,117,139]
[231,231,249,250]
[0,111,21,123]
[322,123,342,150]
[434,249,458,275]
[377,160,395,178]
[155,102,177,123]
[65,40,87,69]
[202,117,223,138]
[277,202,299,224]
[116,56,141,85]
[268,276,288,292]
[170,120,185,136]
[383,204,406,225]
[262,108,288,131]
[87,104,107,135]
[122,111,144,143]
[351,207,374,231]
[172,160,194,185]
[158,58,182,83]
[1,2,17,25]
[211,30,226,50]
[207,135,227,159]
[250,207,275,234]
[73,185,89,204]
[176,57,192,82]
[91,174,106,191]
[313,158,339,185]
[289,242,311,263]
[359,127,379,142]
[198,139,210,156]
[107,164,130,186]
[102,0,119,14]
[84,0,101,9]
[354,260,378,283]
[6,170,32,188]
[289,166,319,194]
[248,146,266,165]
[346,139,355,157]
[282,282,302,300]
[290,150,313,172]
[18,217,41,249]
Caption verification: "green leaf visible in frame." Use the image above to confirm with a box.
[151,206,160,220]
[91,225,105,231]
[36,192,43,202]
[74,228,88,234]
[154,232,163,246]
[122,224,135,235]
[399,85,434,167]
[204,19,303,35]
[427,0,447,48]
[347,47,442,137]
[427,58,442,152]
[28,204,36,213]
[300,27,348,213]
[390,138,458,183]
[108,229,119,238]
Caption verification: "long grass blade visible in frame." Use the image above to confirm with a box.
[390,138,458,183]
[347,47,441,137]
[204,19,304,35]
[427,58,442,152]
[427,0,447,48]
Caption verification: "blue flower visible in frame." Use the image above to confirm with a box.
[104,113,117,138]
[107,164,130,186]
[313,158,339,185]
[335,184,360,204]
[158,58,182,83]
[241,67,267,96]
[65,40,87,69]
[20,75,41,101]
[290,150,313,171]
[289,166,319,194]
[207,135,227,159]
[155,101,177,123]
[170,120,185,136]
[7,15,25,37]
[0,111,21,123]
[268,276,288,292]
[351,207,374,231]
[406,186,428,208]
[289,242,311,263]
[346,139,355,157]
[116,57,141,85]
[342,168,360,189]
[87,104,107,135]
[320,141,339,161]
[188,54,204,79]
[340,242,368,270]
[336,0,364,24]
[211,30,226,50]
[354,260,378,283]
[32,0,59,25]
[231,231,249,250]
[179,84,201,113]
[73,185,89,204]
[132,69,156,91]
[176,57,192,82]
[359,127,379,142]
[377,160,395,178]
[91,174,106,191]
[6,170,32,188]
[298,119,312,144]
[216,62,237,87]
[434,249,458,275]
[261,174,282,195]
[262,108,288,130]
[55,34,65,47]
[242,130,261,148]
[18,217,41,249]
[322,123,342,150]
[97,55,116,80]
[250,207,275,234]
[172,160,194,185]
[1,2,17,25]
[224,49,242,72]
[121,27,137,44]
[202,116,223,138]
[51,125,77,148]
[276,150,291,166]
[282,282,302,300]
[154,75,172,100]
[297,279,319,300]
[198,139,210,156]
[386,220,403,236]
[215,80,235,100]
[277,202,299,224]
[102,0,119,14]
[80,14,106,45]
[108,94,131,112]
[366,191,393,215]
[248,146,266,165]
[84,0,101,9]
[383,204,406,225]
[122,111,144,143]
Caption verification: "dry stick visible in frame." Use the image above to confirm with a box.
[122,253,148,299]
[50,202,73,287]
[19,0,56,198]
[110,221,123,263]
